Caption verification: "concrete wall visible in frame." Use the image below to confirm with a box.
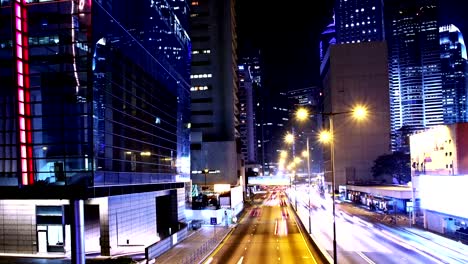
[177,188,186,222]
[107,188,186,248]
[0,201,36,254]
[0,187,187,256]
[425,210,444,234]
[324,42,392,187]
[191,141,239,186]
[108,192,160,247]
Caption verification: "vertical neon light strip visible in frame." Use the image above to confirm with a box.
[15,0,33,185]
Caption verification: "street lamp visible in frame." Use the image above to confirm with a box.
[203,168,209,189]
[320,104,368,264]
[302,147,311,233]
[295,107,313,234]
[284,133,294,144]
[285,133,298,210]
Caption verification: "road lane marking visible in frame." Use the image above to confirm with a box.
[357,251,376,264]
[287,206,319,264]
[237,256,244,264]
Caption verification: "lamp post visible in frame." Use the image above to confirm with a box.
[203,168,209,189]
[296,107,312,234]
[319,104,367,264]
[302,139,311,234]
[285,133,296,209]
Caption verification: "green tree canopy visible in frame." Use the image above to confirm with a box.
[371,152,411,184]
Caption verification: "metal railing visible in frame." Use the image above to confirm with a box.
[177,230,227,264]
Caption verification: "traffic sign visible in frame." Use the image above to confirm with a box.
[210,217,217,225]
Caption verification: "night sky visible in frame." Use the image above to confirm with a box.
[236,0,334,93]
[236,0,468,94]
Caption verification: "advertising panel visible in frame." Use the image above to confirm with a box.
[419,175,468,219]
[410,126,456,175]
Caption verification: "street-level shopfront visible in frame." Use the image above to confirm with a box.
[344,185,413,213]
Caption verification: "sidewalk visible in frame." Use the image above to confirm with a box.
[150,225,233,264]
[338,201,411,227]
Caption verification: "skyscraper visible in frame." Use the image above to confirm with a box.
[334,0,385,44]
[440,24,468,124]
[286,87,323,174]
[386,0,443,152]
[0,0,190,260]
[256,92,290,176]
[319,15,336,63]
[240,50,263,85]
[189,0,242,186]
[238,65,256,164]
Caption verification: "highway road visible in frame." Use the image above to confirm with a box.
[205,190,322,264]
[292,185,468,264]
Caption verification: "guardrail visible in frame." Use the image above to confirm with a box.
[145,224,188,262]
[177,231,227,264]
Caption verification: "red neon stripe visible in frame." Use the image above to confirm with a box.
[19,102,24,115]
[20,131,26,143]
[18,89,24,101]
[15,1,33,185]
[16,46,22,58]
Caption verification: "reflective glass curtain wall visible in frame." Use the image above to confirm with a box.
[0,0,191,186]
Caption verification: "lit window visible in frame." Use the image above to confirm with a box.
[361,8,364,12]
[357,22,360,26]
[192,50,199,54]
[351,23,354,27]
[346,24,349,27]
[192,1,198,6]
[372,6,375,10]
[355,9,359,12]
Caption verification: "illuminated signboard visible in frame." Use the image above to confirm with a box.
[410,125,456,175]
[419,175,468,219]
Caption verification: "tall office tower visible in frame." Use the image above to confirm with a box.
[386,0,443,152]
[286,87,323,174]
[334,0,385,43]
[238,65,256,164]
[320,15,336,63]
[189,0,242,186]
[440,25,468,124]
[0,0,190,260]
[240,50,263,85]
[255,92,290,176]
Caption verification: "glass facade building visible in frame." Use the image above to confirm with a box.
[440,24,468,124]
[334,0,384,44]
[386,0,443,152]
[0,0,191,188]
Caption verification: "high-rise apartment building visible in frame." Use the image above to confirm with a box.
[386,0,443,152]
[334,0,385,43]
[238,65,256,164]
[0,0,190,260]
[189,0,242,186]
[440,24,468,124]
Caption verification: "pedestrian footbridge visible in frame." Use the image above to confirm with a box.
[247,176,291,186]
